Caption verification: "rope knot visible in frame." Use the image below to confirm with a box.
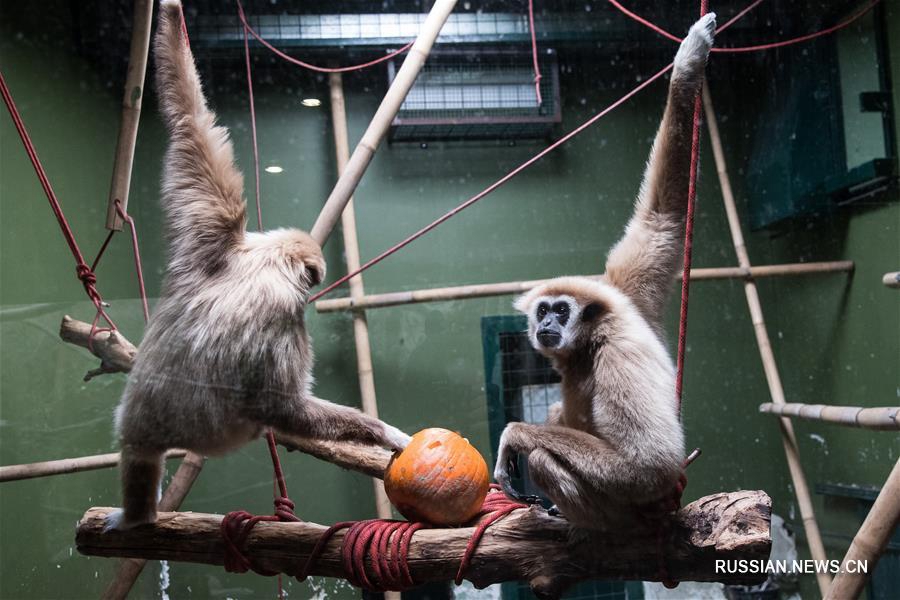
[273,496,298,521]
[75,263,97,287]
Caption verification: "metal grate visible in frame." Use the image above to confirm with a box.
[194,12,533,47]
[389,50,561,142]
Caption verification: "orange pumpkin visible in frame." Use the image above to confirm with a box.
[383,428,490,526]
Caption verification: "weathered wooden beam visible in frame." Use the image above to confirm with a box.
[826,458,900,600]
[0,449,186,483]
[314,261,855,313]
[77,489,771,596]
[759,403,900,431]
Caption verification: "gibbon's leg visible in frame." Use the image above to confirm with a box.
[272,396,411,451]
[604,13,716,328]
[495,422,628,505]
[104,447,164,531]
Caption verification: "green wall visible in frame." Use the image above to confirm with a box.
[1,2,898,598]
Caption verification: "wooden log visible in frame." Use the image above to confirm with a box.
[309,0,458,246]
[77,489,771,595]
[106,0,154,230]
[703,85,832,596]
[102,452,206,600]
[0,450,186,483]
[314,261,855,313]
[759,403,900,431]
[59,315,137,380]
[826,458,900,600]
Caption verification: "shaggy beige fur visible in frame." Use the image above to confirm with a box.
[108,0,410,531]
[495,14,717,530]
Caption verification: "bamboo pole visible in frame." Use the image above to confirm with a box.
[0,450,186,483]
[883,271,900,288]
[314,261,855,313]
[328,73,395,529]
[77,490,771,593]
[102,451,206,600]
[105,0,154,230]
[309,0,458,246]
[826,458,900,600]
[759,403,900,431]
[703,85,832,597]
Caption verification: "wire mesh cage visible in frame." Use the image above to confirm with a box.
[388,49,561,142]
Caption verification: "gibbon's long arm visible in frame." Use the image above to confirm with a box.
[604,16,714,329]
[155,0,247,281]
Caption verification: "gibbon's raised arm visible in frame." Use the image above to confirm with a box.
[604,20,714,329]
[155,0,247,280]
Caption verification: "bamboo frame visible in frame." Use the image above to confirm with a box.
[826,458,900,600]
[328,73,395,532]
[0,450,186,483]
[314,261,854,313]
[102,452,206,600]
[309,0,458,246]
[105,0,154,230]
[703,85,832,597]
[759,403,900,431]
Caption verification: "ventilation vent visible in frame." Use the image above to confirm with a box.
[388,50,560,142]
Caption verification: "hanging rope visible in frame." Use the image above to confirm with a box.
[0,71,117,334]
[236,0,413,74]
[112,201,151,323]
[607,0,881,54]
[241,18,263,231]
[527,0,543,105]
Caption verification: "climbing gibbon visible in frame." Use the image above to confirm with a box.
[494,14,717,530]
[108,0,410,530]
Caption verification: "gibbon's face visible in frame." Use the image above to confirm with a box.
[515,280,609,357]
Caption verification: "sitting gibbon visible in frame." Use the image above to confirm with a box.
[108,0,410,530]
[494,14,717,530]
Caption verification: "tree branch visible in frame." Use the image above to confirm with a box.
[59,315,137,380]
[77,489,770,595]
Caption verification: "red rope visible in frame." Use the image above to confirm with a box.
[295,486,526,591]
[113,201,150,323]
[241,21,263,231]
[607,0,881,54]
[236,0,413,74]
[309,60,675,302]
[0,70,116,333]
[527,0,543,105]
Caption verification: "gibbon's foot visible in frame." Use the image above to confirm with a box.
[547,504,564,517]
[673,12,716,79]
[101,508,156,533]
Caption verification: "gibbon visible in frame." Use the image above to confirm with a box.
[494,14,717,530]
[108,0,410,530]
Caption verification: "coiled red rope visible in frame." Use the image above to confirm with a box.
[290,486,526,591]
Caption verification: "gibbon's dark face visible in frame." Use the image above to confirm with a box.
[515,279,611,356]
[534,298,571,348]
